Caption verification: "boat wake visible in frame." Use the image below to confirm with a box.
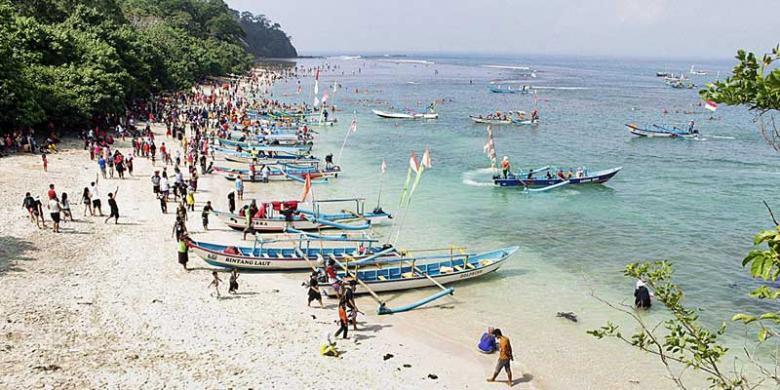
[532,86,589,90]
[483,65,532,70]
[462,168,496,187]
[710,135,736,140]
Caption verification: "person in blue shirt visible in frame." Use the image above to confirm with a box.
[97,156,107,178]
[478,327,497,353]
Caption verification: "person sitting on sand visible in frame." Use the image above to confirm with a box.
[320,332,340,357]
[487,328,514,386]
[478,327,498,353]
[209,271,223,298]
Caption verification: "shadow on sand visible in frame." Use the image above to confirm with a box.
[0,236,37,276]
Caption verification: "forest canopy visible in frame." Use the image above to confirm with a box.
[0,0,296,129]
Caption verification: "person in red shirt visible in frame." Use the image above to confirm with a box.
[47,184,56,200]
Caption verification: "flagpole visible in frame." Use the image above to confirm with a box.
[337,111,357,164]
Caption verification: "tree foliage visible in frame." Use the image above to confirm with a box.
[0,0,296,130]
[238,11,297,58]
[701,46,780,150]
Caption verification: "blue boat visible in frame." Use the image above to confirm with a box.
[626,123,699,139]
[493,166,622,189]
[489,85,531,94]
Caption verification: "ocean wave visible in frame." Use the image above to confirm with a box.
[380,59,434,65]
[462,179,494,187]
[327,55,362,60]
[483,65,532,70]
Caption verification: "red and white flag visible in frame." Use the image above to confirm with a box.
[409,152,420,173]
[380,159,387,174]
[421,147,432,169]
[300,174,312,202]
[704,100,718,112]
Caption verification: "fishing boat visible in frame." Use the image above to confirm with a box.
[372,109,438,120]
[214,140,311,154]
[489,85,531,94]
[469,115,512,125]
[215,198,392,233]
[689,65,708,76]
[512,118,540,126]
[215,163,341,182]
[214,148,319,165]
[626,123,699,138]
[190,232,396,271]
[493,166,622,189]
[321,246,518,302]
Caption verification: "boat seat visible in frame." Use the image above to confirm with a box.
[377,275,386,281]
[401,272,415,279]
[440,266,454,274]
[465,263,476,270]
[480,260,493,267]
[454,265,464,272]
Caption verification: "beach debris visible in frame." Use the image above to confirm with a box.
[383,353,394,361]
[310,315,316,320]
[151,299,162,304]
[427,374,438,380]
[403,364,412,368]
[33,364,61,372]
[271,289,280,293]
[556,312,578,322]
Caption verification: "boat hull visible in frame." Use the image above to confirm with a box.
[372,109,438,120]
[626,124,698,138]
[322,247,517,295]
[494,167,622,187]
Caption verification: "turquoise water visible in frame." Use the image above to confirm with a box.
[269,55,779,348]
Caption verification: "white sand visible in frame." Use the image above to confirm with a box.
[0,124,682,389]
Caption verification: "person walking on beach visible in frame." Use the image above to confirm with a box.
[228,268,239,294]
[22,192,36,223]
[81,187,92,216]
[487,328,514,386]
[48,196,61,233]
[185,190,195,212]
[172,215,188,240]
[151,171,161,195]
[227,191,236,214]
[307,271,323,308]
[104,187,120,224]
[208,271,223,298]
[335,301,349,339]
[90,176,103,216]
[61,192,73,222]
[42,154,48,172]
[235,176,244,201]
[202,201,213,230]
[177,235,190,271]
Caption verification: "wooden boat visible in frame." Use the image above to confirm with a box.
[215,198,392,233]
[626,123,699,138]
[493,167,622,189]
[372,109,438,120]
[215,148,319,165]
[214,140,311,154]
[190,233,396,271]
[215,163,340,182]
[321,246,518,296]
[489,85,530,94]
[469,115,512,125]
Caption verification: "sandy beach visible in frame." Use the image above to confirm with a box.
[0,122,691,389]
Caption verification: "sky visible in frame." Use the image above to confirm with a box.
[227,0,780,59]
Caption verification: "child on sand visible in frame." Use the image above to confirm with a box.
[209,271,222,298]
[61,192,73,222]
[81,187,92,216]
[42,154,48,172]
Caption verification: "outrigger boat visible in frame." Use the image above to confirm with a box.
[372,109,438,120]
[190,231,397,271]
[469,115,512,125]
[323,245,520,314]
[489,85,531,94]
[626,123,700,138]
[216,164,339,182]
[215,148,319,165]
[493,166,622,190]
[215,198,392,233]
[213,141,312,154]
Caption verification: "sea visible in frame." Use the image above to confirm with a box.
[263,53,779,384]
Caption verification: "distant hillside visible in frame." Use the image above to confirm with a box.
[235,11,297,58]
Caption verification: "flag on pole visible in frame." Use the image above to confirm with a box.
[300,174,312,202]
[322,91,330,104]
[408,147,431,204]
[704,100,718,112]
[380,159,387,174]
[483,125,496,167]
[314,69,320,95]
[399,152,419,206]
[313,96,320,107]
